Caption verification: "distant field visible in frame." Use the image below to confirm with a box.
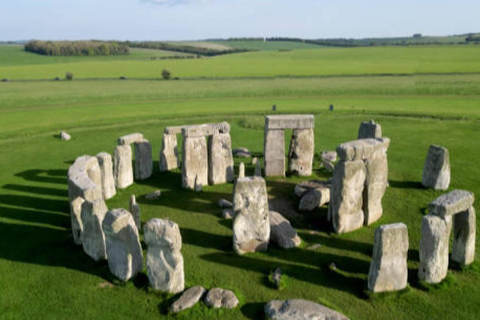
[167,41,233,51]
[1,45,480,80]
[211,40,325,51]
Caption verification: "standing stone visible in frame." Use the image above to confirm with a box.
[422,145,450,190]
[144,219,184,293]
[358,120,382,139]
[451,206,476,266]
[160,133,179,172]
[134,139,153,180]
[81,199,108,261]
[255,160,262,177]
[265,299,350,320]
[238,162,245,178]
[269,211,301,249]
[208,133,234,185]
[129,195,141,231]
[288,128,314,176]
[368,223,408,292]
[418,215,452,284]
[264,129,285,177]
[182,136,208,190]
[233,177,270,254]
[102,209,143,281]
[113,145,133,189]
[97,152,116,200]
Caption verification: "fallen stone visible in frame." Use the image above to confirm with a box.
[422,145,450,190]
[129,195,141,231]
[208,133,234,185]
[288,128,314,176]
[252,157,258,165]
[321,150,337,163]
[204,288,239,309]
[171,286,206,314]
[265,299,350,320]
[223,208,235,219]
[294,180,330,198]
[271,267,282,289]
[60,131,71,141]
[269,211,301,249]
[117,133,143,145]
[102,208,143,281]
[218,199,232,208]
[81,199,108,261]
[97,152,116,200]
[368,223,408,292]
[134,139,153,180]
[299,188,330,212]
[428,189,474,218]
[145,190,161,200]
[113,145,133,189]
[233,147,252,158]
[357,119,382,139]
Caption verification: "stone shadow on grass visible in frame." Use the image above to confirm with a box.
[388,180,423,189]
[2,184,66,197]
[15,169,67,185]
[181,227,232,252]
[241,302,265,320]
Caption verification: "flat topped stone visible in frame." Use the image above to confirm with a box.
[164,126,183,135]
[336,138,390,161]
[429,190,474,217]
[265,299,350,320]
[265,114,315,130]
[181,122,230,137]
[118,133,144,145]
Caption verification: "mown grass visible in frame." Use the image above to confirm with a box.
[1,45,480,79]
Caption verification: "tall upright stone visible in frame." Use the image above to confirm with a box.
[208,133,234,185]
[114,145,133,189]
[134,139,153,180]
[97,152,116,200]
[238,162,245,178]
[144,219,185,293]
[368,223,408,292]
[418,215,452,284]
[182,128,208,190]
[254,160,262,177]
[288,128,314,176]
[232,177,270,254]
[452,206,476,266]
[264,129,285,177]
[358,120,382,139]
[160,133,179,172]
[129,195,141,231]
[422,145,450,190]
[102,209,143,281]
[81,199,108,261]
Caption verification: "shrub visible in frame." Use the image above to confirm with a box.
[65,72,73,81]
[162,69,171,80]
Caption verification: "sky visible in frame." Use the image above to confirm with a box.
[0,0,478,41]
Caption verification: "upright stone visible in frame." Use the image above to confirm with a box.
[255,160,262,177]
[264,129,285,177]
[451,206,476,266]
[182,136,208,190]
[368,223,408,292]
[97,152,116,200]
[114,145,133,189]
[232,177,270,254]
[418,215,452,284]
[81,199,108,261]
[238,162,245,178]
[422,145,450,190]
[129,195,141,231]
[208,133,234,185]
[358,120,382,139]
[134,139,153,180]
[102,209,143,281]
[160,133,179,172]
[144,218,184,293]
[288,128,314,176]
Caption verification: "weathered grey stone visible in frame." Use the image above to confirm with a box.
[97,152,116,200]
[336,138,390,162]
[358,119,382,139]
[265,114,315,130]
[265,299,350,320]
[238,162,245,178]
[160,133,179,172]
[422,145,450,190]
[255,160,262,177]
[233,177,270,254]
[363,147,388,225]
[164,126,183,135]
[134,139,152,180]
[102,209,143,281]
[118,133,143,145]
[223,208,235,219]
[418,215,452,284]
[288,128,314,176]
[81,199,108,261]
[182,122,230,138]
[182,136,208,190]
[208,133,234,185]
[218,199,232,208]
[233,147,252,158]
[452,206,476,266]
[252,157,258,165]
[329,160,367,234]
[144,218,184,293]
[299,188,330,212]
[113,145,133,189]
[368,223,408,292]
[321,151,337,163]
[129,195,141,231]
[269,211,301,249]
[294,180,330,198]
[60,131,71,140]
[171,286,206,314]
[204,288,239,309]
[271,267,282,289]
[428,189,474,218]
[322,161,335,172]
[146,190,161,200]
[264,129,285,177]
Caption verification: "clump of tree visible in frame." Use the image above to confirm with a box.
[126,41,248,57]
[162,69,171,80]
[466,34,480,42]
[24,40,129,56]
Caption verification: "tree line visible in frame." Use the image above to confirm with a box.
[24,40,129,56]
[126,41,248,56]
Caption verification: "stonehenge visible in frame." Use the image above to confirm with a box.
[204,288,239,309]
[129,195,141,231]
[265,299,350,320]
[97,152,116,200]
[358,119,382,139]
[134,139,153,180]
[419,190,475,283]
[232,177,270,254]
[422,144,450,190]
[171,286,206,313]
[368,223,409,292]
[208,132,234,185]
[264,114,315,177]
[80,199,108,261]
[329,138,390,233]
[269,211,301,249]
[113,145,134,189]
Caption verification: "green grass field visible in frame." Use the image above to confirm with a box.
[0,44,479,320]
[211,40,325,51]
